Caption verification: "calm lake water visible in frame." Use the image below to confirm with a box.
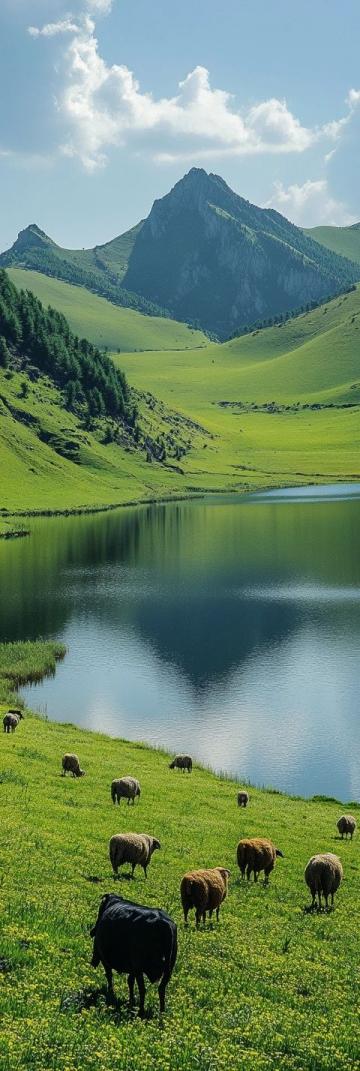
[1,485,359,800]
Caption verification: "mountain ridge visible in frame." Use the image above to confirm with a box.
[2,168,360,339]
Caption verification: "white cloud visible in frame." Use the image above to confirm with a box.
[266,178,354,227]
[28,8,360,174]
[28,18,80,38]
[49,16,318,169]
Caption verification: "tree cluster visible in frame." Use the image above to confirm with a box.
[0,269,134,424]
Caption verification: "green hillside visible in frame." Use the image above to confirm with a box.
[1,641,360,1071]
[305,223,360,265]
[7,269,207,353]
[1,276,359,526]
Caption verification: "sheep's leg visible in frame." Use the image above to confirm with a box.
[128,973,135,1006]
[195,908,201,927]
[246,864,252,881]
[317,890,322,910]
[331,892,334,907]
[202,911,206,925]
[183,907,189,925]
[131,863,136,878]
[253,870,258,883]
[143,864,147,879]
[136,973,146,1017]
[216,907,220,921]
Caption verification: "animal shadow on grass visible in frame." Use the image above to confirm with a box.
[60,986,143,1022]
[303,903,335,915]
[83,874,104,884]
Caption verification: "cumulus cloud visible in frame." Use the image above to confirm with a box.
[28,8,360,174]
[266,178,354,227]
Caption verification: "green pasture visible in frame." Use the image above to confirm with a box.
[0,641,359,1071]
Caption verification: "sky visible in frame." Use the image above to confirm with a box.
[0,0,359,251]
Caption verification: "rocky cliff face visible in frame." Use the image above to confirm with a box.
[124,169,360,338]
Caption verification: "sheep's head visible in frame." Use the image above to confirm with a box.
[78,769,86,777]
[151,838,161,853]
[217,867,231,884]
[276,848,284,858]
[136,785,141,797]
[169,760,175,769]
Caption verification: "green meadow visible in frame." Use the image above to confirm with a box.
[6,269,207,353]
[1,274,359,532]
[1,641,360,1071]
[306,224,360,266]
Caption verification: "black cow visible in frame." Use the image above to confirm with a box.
[90,893,177,1015]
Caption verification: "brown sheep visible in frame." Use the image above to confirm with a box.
[237,790,249,807]
[237,837,284,883]
[3,710,23,734]
[111,776,140,805]
[169,754,192,773]
[337,814,356,840]
[61,753,85,778]
[305,853,343,909]
[109,833,161,879]
[180,867,230,925]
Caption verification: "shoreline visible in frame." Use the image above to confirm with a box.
[2,639,359,808]
[2,473,360,539]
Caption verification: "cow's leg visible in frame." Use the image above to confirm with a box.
[105,965,115,1002]
[136,973,146,1017]
[158,971,170,1014]
[127,973,135,1007]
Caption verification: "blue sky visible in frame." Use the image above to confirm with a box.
[0,0,359,250]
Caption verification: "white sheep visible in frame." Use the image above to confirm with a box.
[111,776,141,805]
[109,833,161,878]
[304,852,343,909]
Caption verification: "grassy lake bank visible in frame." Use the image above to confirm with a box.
[1,641,360,1070]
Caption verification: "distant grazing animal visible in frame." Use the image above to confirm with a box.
[90,893,177,1015]
[180,867,230,926]
[337,814,357,840]
[305,852,343,909]
[237,837,284,883]
[169,754,192,773]
[111,776,140,805]
[109,833,161,879]
[61,753,85,778]
[237,790,249,808]
[3,710,23,734]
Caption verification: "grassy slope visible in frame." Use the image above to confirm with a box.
[6,269,207,353]
[118,286,360,487]
[305,224,360,266]
[0,642,360,1071]
[1,281,359,519]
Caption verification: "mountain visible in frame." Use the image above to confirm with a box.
[123,168,360,338]
[305,223,360,266]
[2,170,360,341]
[0,221,170,319]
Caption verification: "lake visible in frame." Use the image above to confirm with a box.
[1,485,359,800]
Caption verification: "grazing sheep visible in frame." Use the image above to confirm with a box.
[61,753,85,778]
[169,754,192,773]
[180,867,230,926]
[305,852,343,909]
[111,776,141,805]
[3,710,23,733]
[237,837,284,883]
[237,790,249,808]
[90,893,177,1015]
[337,814,357,840]
[109,833,161,879]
